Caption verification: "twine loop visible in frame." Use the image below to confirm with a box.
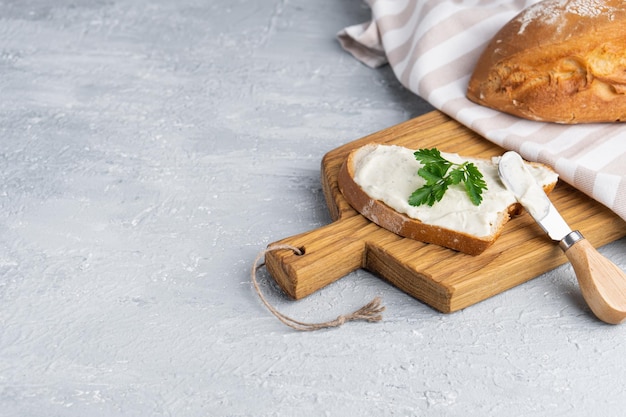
[251,244,385,331]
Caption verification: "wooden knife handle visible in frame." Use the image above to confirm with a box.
[564,234,626,324]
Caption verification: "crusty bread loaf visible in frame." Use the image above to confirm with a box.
[467,0,626,124]
[337,144,558,255]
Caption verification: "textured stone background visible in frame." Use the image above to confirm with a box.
[1,1,625,416]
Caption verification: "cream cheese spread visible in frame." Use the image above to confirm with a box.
[498,151,551,219]
[352,144,558,238]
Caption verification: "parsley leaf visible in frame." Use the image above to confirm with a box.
[408,148,488,207]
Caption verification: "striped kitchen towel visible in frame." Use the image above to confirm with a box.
[338,0,626,222]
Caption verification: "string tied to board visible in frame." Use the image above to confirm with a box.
[251,244,385,331]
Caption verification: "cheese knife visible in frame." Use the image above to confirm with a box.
[498,151,626,324]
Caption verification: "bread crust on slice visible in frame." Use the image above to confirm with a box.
[337,144,557,256]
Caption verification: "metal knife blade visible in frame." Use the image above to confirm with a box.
[498,151,573,244]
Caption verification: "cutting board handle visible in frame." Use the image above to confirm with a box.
[264,215,379,299]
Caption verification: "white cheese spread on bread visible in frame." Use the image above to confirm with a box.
[352,144,558,238]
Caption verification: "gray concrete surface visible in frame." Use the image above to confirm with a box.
[1,0,625,416]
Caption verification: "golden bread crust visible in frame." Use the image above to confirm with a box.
[467,0,626,123]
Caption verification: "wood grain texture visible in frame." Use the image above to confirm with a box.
[565,238,626,324]
[266,111,626,313]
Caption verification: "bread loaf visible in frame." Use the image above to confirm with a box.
[467,0,626,123]
[337,144,558,255]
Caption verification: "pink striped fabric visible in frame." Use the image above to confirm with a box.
[338,0,626,222]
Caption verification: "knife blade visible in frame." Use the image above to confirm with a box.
[498,151,577,247]
[498,151,626,324]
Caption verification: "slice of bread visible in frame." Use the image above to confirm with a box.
[337,144,558,255]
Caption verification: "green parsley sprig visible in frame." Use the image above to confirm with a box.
[408,148,487,207]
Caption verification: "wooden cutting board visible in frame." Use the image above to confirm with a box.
[265,111,626,313]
